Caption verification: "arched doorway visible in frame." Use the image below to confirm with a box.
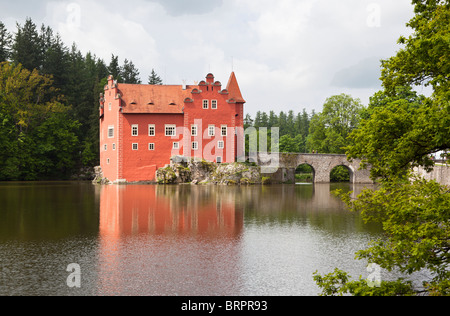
[330,165,354,183]
[295,163,315,183]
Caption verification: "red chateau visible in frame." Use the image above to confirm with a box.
[99,72,245,183]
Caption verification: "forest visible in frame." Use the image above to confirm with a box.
[0,18,159,180]
[0,18,363,181]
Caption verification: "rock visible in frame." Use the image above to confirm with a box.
[92,166,112,185]
[156,157,262,185]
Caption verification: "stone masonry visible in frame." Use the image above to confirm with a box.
[255,153,374,184]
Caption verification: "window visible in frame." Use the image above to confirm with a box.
[107,158,110,165]
[217,157,222,164]
[148,125,155,136]
[218,141,224,149]
[113,144,116,150]
[108,126,114,138]
[132,125,139,137]
[165,125,176,137]
[104,144,108,151]
[132,143,138,151]
[212,100,217,110]
[208,125,215,137]
[191,125,198,137]
[173,142,180,150]
[203,100,209,109]
[108,103,112,111]
[221,125,228,137]
[149,143,155,151]
[192,142,199,151]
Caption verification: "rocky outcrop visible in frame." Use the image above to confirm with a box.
[156,156,263,185]
[92,166,112,185]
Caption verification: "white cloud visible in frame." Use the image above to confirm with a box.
[45,0,159,77]
[2,0,416,115]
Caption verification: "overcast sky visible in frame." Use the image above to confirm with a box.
[0,0,416,116]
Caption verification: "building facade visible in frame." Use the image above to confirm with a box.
[99,72,245,183]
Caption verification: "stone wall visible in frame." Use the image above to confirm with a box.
[414,165,450,186]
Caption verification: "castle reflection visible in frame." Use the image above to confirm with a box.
[99,185,244,238]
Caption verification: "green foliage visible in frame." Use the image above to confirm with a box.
[330,166,350,182]
[148,68,163,85]
[313,269,416,296]
[316,0,450,296]
[307,94,364,154]
[0,17,154,178]
[0,62,80,180]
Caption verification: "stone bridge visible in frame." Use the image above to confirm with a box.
[252,153,373,184]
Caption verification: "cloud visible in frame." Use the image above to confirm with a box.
[331,57,383,89]
[45,0,159,73]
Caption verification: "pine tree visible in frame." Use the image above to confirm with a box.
[0,21,12,62]
[11,18,43,71]
[108,54,121,81]
[148,68,163,85]
[121,58,141,84]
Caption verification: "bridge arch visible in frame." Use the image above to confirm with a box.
[330,164,355,183]
[295,163,315,183]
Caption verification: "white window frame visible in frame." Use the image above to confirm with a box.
[203,100,209,109]
[104,144,108,151]
[112,143,116,151]
[132,125,139,137]
[148,125,155,137]
[165,125,177,137]
[191,125,198,137]
[192,142,199,151]
[208,125,215,137]
[211,100,218,110]
[217,156,223,164]
[149,143,155,151]
[132,143,139,151]
[108,125,114,138]
[221,125,228,137]
[218,141,225,149]
[108,103,112,111]
[173,142,180,150]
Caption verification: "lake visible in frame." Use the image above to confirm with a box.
[0,181,401,296]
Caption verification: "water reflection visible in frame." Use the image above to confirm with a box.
[96,183,378,296]
[99,185,244,238]
[0,182,382,296]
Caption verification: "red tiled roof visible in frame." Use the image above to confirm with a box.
[226,72,246,103]
[118,84,198,114]
[117,73,244,114]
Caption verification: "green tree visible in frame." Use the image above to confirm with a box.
[108,54,121,81]
[121,58,141,84]
[315,0,450,296]
[0,62,80,180]
[148,68,163,85]
[279,135,299,153]
[307,94,364,154]
[11,18,43,71]
[0,21,12,62]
